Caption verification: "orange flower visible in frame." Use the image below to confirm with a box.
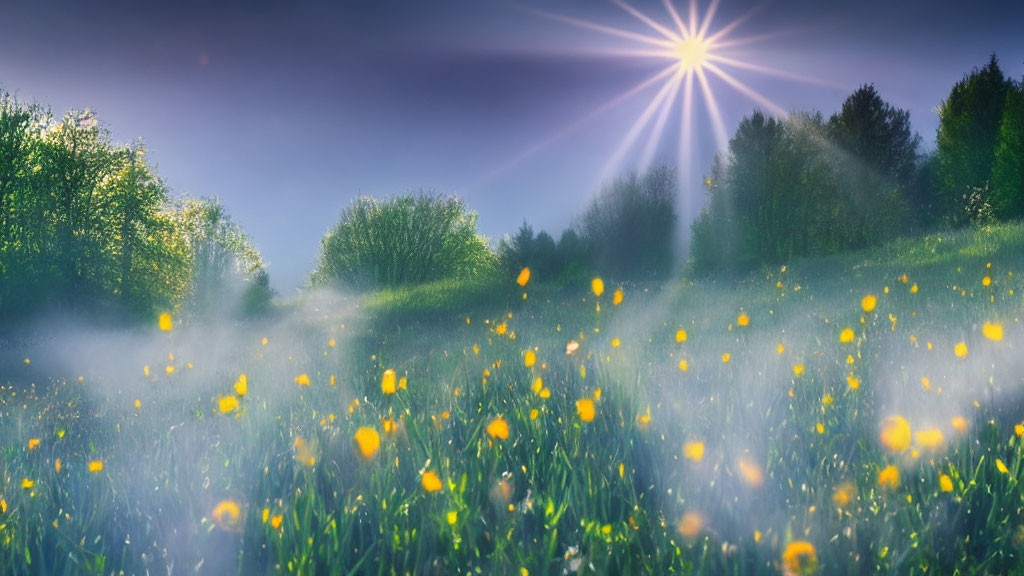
[88,460,103,473]
[954,341,968,358]
[879,416,911,452]
[861,294,877,313]
[212,500,242,532]
[28,438,40,450]
[295,373,311,386]
[878,465,899,489]
[421,471,443,493]
[576,398,596,423]
[736,456,763,487]
[354,427,380,460]
[486,417,509,440]
[782,541,819,576]
[737,313,750,327]
[517,267,530,287]
[219,395,239,414]
[677,512,702,539]
[982,322,1003,341]
[294,436,315,466]
[381,369,396,394]
[613,288,623,305]
[683,441,704,462]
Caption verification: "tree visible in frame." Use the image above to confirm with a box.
[990,79,1024,219]
[936,54,1011,223]
[168,196,268,317]
[577,163,678,279]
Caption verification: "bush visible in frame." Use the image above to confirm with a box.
[311,193,495,289]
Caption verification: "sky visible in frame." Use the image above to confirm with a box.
[2,0,1022,292]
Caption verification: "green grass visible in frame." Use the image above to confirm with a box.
[4,222,1024,574]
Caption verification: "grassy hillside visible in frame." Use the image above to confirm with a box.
[4,222,1024,574]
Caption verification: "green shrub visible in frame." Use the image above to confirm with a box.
[311,192,495,289]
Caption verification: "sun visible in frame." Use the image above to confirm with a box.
[673,37,709,71]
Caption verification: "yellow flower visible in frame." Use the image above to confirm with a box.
[847,375,860,390]
[381,369,396,394]
[354,427,381,460]
[421,471,443,493]
[1016,423,1024,437]
[294,436,315,466]
[982,322,1003,341]
[777,343,785,354]
[676,512,702,539]
[234,374,247,397]
[576,398,596,423]
[565,340,579,355]
[517,267,530,287]
[212,500,242,532]
[878,465,900,489]
[524,350,536,367]
[295,373,311,386]
[1,499,6,513]
[219,395,239,414]
[158,312,173,331]
[939,474,953,492]
[861,294,877,313]
[983,275,991,287]
[675,329,687,343]
[832,482,855,508]
[839,327,855,343]
[792,364,805,376]
[613,289,623,306]
[591,277,604,297]
[143,365,150,377]
[165,365,175,375]
[721,353,731,364]
[88,460,103,473]
[611,338,621,347]
[486,417,509,440]
[782,541,819,576]
[271,514,283,529]
[328,338,335,348]
[914,429,944,450]
[954,341,968,358]
[997,459,1010,475]
[678,359,688,372]
[134,399,141,409]
[28,438,40,450]
[21,478,34,489]
[737,313,750,327]
[736,457,763,487]
[952,417,968,434]
[880,416,911,452]
[683,441,704,462]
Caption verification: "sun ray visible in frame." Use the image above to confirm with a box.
[704,61,788,117]
[640,70,686,170]
[603,69,686,180]
[661,0,690,40]
[705,53,842,88]
[695,67,730,152]
[679,69,697,214]
[704,3,766,46]
[526,7,676,49]
[611,0,682,43]
[697,0,722,40]
[471,63,681,188]
[688,0,698,39]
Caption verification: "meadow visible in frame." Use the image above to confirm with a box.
[3,221,1024,575]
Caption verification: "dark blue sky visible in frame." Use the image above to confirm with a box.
[2,0,1022,291]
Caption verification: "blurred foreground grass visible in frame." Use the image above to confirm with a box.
[4,222,1024,574]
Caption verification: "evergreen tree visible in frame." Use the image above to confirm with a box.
[990,79,1024,219]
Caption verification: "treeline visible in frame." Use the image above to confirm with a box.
[0,91,271,324]
[691,53,1024,273]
